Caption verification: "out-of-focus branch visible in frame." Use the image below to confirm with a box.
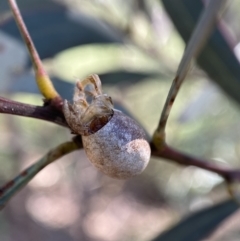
[153,0,226,149]
[0,139,82,210]
[151,144,240,182]
[8,0,63,109]
[0,97,67,127]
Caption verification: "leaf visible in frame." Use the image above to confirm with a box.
[152,199,239,241]
[0,43,162,95]
[162,0,240,105]
[52,44,164,83]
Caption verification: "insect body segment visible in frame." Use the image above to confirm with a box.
[63,74,114,136]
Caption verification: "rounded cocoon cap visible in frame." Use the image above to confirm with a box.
[82,110,151,179]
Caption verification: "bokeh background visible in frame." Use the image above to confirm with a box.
[1,0,240,240]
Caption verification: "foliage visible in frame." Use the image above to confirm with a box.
[1,0,240,241]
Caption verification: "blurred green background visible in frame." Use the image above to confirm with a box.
[1,0,240,240]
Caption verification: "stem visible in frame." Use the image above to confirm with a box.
[153,0,226,148]
[0,97,67,127]
[0,141,81,210]
[151,144,240,182]
[8,0,61,104]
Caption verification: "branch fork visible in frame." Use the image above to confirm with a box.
[1,0,238,210]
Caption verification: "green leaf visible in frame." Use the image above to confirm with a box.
[152,199,239,241]
[52,44,164,82]
[162,0,240,105]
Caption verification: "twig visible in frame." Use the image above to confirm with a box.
[0,140,81,210]
[153,0,226,148]
[151,144,240,182]
[8,0,62,108]
[0,97,67,127]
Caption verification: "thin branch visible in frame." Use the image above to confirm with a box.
[153,0,226,147]
[0,140,82,210]
[151,144,240,182]
[8,0,62,107]
[0,97,68,127]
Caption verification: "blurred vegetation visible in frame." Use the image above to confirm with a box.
[1,0,240,240]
